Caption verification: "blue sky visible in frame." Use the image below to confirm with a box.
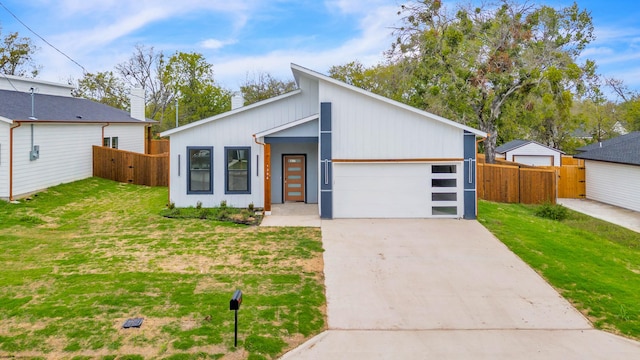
[1,0,639,99]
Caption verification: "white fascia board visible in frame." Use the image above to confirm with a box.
[160,89,303,137]
[254,114,319,138]
[290,63,488,138]
[0,116,13,125]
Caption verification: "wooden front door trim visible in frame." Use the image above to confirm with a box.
[283,154,306,202]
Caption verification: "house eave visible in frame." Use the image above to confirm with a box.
[254,114,319,138]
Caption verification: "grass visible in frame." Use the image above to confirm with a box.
[478,200,640,339]
[0,178,325,359]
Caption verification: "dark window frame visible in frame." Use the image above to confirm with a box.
[225,146,251,194]
[187,146,213,194]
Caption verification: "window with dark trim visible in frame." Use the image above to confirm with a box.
[225,147,250,194]
[187,147,213,194]
[111,137,118,149]
[103,137,110,147]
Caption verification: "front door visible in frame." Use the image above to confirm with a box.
[284,155,305,202]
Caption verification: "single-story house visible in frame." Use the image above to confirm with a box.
[0,74,152,200]
[574,131,640,212]
[495,140,564,167]
[160,63,487,219]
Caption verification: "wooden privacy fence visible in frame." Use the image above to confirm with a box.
[149,139,170,155]
[477,163,557,204]
[93,146,168,186]
[557,163,586,198]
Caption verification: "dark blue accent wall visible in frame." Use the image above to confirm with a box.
[320,102,333,219]
[463,131,477,219]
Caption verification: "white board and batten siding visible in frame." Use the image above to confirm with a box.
[505,143,561,166]
[319,81,464,159]
[585,160,640,212]
[167,89,318,208]
[11,123,102,197]
[0,121,10,198]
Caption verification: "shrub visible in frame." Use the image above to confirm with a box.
[196,201,202,210]
[219,200,227,209]
[535,202,569,221]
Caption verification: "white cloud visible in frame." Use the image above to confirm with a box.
[200,38,237,50]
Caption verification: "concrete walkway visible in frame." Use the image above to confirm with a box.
[259,203,321,227]
[558,198,640,233]
[280,219,640,359]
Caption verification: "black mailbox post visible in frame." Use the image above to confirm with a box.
[230,290,242,347]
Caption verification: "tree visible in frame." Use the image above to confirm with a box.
[240,71,296,105]
[328,61,413,104]
[162,51,231,128]
[0,30,39,77]
[73,71,128,110]
[115,45,171,120]
[391,0,595,162]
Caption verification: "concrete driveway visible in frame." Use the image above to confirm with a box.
[281,219,640,359]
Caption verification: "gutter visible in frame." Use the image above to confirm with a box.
[9,121,22,201]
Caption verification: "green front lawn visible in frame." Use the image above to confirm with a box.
[479,200,640,339]
[0,178,325,359]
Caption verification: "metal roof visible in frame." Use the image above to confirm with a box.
[0,89,152,124]
[574,132,640,166]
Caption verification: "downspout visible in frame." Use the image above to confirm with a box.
[9,121,22,201]
[101,123,110,144]
[253,134,271,213]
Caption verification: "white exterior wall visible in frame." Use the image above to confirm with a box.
[104,124,145,153]
[585,160,640,212]
[0,122,9,198]
[505,143,561,166]
[12,123,102,197]
[319,81,464,159]
[168,91,318,208]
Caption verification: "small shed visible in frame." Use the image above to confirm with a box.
[574,132,640,212]
[496,140,564,167]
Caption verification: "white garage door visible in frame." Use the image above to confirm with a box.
[513,155,553,167]
[332,162,463,218]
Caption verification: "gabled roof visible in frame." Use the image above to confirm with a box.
[161,64,488,138]
[160,89,303,137]
[290,63,487,137]
[495,139,564,154]
[0,89,151,124]
[574,132,640,166]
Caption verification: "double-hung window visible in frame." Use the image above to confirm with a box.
[187,147,213,194]
[225,147,250,194]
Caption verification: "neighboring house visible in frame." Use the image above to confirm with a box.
[0,74,151,200]
[160,63,487,219]
[495,140,564,167]
[574,131,640,212]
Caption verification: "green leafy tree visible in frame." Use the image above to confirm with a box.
[0,30,39,77]
[391,0,595,162]
[73,71,128,110]
[162,51,231,129]
[240,71,296,105]
[328,60,413,104]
